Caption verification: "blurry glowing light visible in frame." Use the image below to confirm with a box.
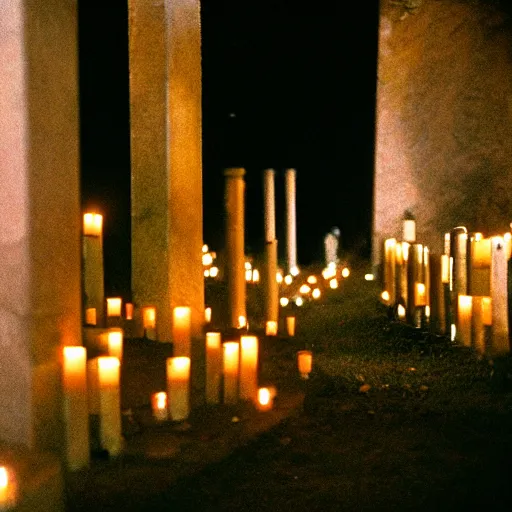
[276,272,283,284]
[290,266,300,276]
[280,297,289,307]
[295,297,304,307]
[299,284,311,294]
[312,288,321,299]
[451,324,456,341]
[341,267,350,278]
[209,266,219,278]
[202,244,209,253]
[245,261,252,270]
[364,274,375,281]
[202,253,213,266]
[381,291,390,303]
[397,304,406,319]
[245,269,253,282]
[306,275,317,284]
[284,275,293,285]
[329,278,338,289]
[204,269,210,277]
[238,316,247,329]
[252,269,260,283]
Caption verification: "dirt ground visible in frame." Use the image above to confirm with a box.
[68,260,512,511]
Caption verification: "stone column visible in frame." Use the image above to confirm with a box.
[285,168,299,275]
[224,168,247,328]
[264,169,279,325]
[129,0,204,345]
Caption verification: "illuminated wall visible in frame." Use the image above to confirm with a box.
[373,0,512,267]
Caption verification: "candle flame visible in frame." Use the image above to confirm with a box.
[258,388,271,406]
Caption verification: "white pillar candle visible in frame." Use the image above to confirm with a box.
[151,392,168,422]
[62,346,90,471]
[205,332,222,404]
[0,466,16,510]
[297,350,313,379]
[240,336,259,402]
[166,356,190,421]
[457,295,472,347]
[285,168,299,275]
[97,356,122,456]
[286,316,296,337]
[172,307,191,356]
[107,328,123,361]
[402,218,416,243]
[223,342,239,404]
[85,307,97,326]
[265,321,278,336]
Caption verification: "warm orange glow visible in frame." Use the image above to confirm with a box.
[106,297,122,317]
[256,387,273,411]
[240,335,259,401]
[205,307,212,323]
[223,342,240,404]
[457,295,473,347]
[329,278,338,289]
[276,272,283,283]
[238,315,247,329]
[307,275,317,284]
[166,357,191,421]
[204,269,210,278]
[245,261,252,270]
[482,297,492,326]
[167,356,191,380]
[265,321,278,336]
[62,346,87,391]
[290,266,300,276]
[312,288,321,299]
[151,392,168,421]
[245,269,253,282]
[142,307,157,329]
[206,332,221,350]
[397,304,406,319]
[297,350,312,379]
[0,465,16,508]
[173,307,191,347]
[415,283,426,306]
[202,244,208,253]
[286,316,296,336]
[85,307,97,326]
[299,284,311,294]
[98,357,120,388]
[280,297,289,307]
[107,329,123,361]
[284,275,293,285]
[125,303,134,320]
[205,332,222,404]
[341,267,350,278]
[83,212,103,237]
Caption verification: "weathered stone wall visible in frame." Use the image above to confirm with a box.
[373,0,512,267]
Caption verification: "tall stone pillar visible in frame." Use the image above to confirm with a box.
[0,0,81,454]
[129,0,204,345]
[264,169,279,325]
[224,168,247,329]
[285,168,299,275]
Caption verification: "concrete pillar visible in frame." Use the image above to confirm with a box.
[285,168,299,275]
[0,0,81,454]
[263,169,279,325]
[224,168,247,328]
[129,0,204,345]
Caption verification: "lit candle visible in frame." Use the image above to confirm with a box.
[482,297,492,326]
[297,350,313,379]
[286,316,296,337]
[205,307,212,324]
[0,466,16,509]
[312,288,321,299]
[83,212,103,237]
[106,297,122,317]
[125,302,134,320]
[457,295,472,347]
[172,307,191,356]
[223,341,239,404]
[252,269,260,283]
[329,278,338,289]
[397,304,406,320]
[240,336,259,402]
[280,297,289,307]
[472,237,491,268]
[265,321,278,336]
[441,255,450,284]
[341,267,350,278]
[107,328,123,361]
[97,356,122,456]
[166,356,190,421]
[381,291,390,303]
[85,307,97,326]
[205,332,222,404]
[62,346,90,470]
[299,284,311,295]
[151,392,168,422]
[142,306,157,340]
[245,269,253,282]
[256,386,276,412]
[415,283,427,306]
[237,315,247,329]
[307,275,317,284]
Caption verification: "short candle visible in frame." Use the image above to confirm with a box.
[83,212,103,237]
[85,308,97,326]
[482,297,492,326]
[297,350,313,379]
[106,297,122,317]
[125,303,134,320]
[286,316,296,337]
[151,392,168,421]
[142,307,157,329]
[256,387,274,412]
[265,321,278,336]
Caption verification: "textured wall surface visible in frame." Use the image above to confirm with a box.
[373,0,512,266]
[0,0,81,453]
[129,0,204,344]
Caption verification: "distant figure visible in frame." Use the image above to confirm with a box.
[324,227,341,268]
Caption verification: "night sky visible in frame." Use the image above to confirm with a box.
[78,1,379,297]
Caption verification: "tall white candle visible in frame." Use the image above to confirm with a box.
[490,237,509,354]
[97,356,122,456]
[457,295,472,347]
[240,335,259,402]
[166,356,190,421]
[223,342,239,404]
[62,346,90,470]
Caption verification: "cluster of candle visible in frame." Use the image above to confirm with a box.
[380,227,511,354]
[202,244,219,278]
